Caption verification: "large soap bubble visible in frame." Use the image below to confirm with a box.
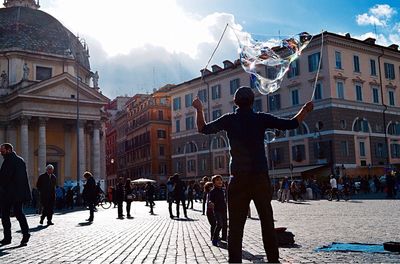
[235,30,312,95]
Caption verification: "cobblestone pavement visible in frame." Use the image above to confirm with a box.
[0,199,399,263]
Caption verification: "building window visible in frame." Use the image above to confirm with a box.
[211,85,221,100]
[335,51,342,69]
[230,78,240,95]
[212,137,226,149]
[370,59,376,76]
[390,143,400,158]
[308,52,321,72]
[388,122,400,135]
[292,145,305,162]
[187,159,196,173]
[175,161,182,172]
[354,118,369,132]
[158,163,167,175]
[212,109,222,120]
[185,93,193,107]
[159,145,165,156]
[288,59,299,78]
[341,141,349,156]
[372,87,379,104]
[359,141,366,157]
[185,116,194,130]
[268,94,281,111]
[353,55,360,72]
[376,143,384,158]
[337,81,344,99]
[291,89,299,106]
[253,98,262,112]
[173,97,181,110]
[289,123,308,137]
[157,129,166,139]
[200,158,207,171]
[198,89,207,102]
[185,142,197,153]
[266,66,277,79]
[36,66,52,81]
[214,156,225,169]
[388,90,395,106]
[340,120,346,129]
[175,119,180,133]
[314,83,322,100]
[384,63,395,80]
[355,84,363,101]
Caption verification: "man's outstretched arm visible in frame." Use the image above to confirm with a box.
[192,97,206,132]
[293,101,314,123]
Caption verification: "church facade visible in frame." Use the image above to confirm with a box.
[0,0,109,188]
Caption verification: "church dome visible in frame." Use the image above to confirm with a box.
[0,5,90,69]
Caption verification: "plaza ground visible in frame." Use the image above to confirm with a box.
[0,198,399,263]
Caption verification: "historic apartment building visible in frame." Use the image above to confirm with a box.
[0,0,109,187]
[170,31,400,180]
[108,86,173,184]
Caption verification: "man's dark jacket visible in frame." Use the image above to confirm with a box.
[83,176,97,202]
[0,151,31,203]
[36,172,57,204]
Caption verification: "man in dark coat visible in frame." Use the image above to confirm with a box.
[36,164,57,225]
[83,171,96,222]
[0,143,31,246]
[173,173,187,218]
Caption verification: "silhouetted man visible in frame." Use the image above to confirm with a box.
[0,143,31,246]
[37,164,57,225]
[193,86,313,263]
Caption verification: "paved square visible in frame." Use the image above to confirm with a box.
[0,199,399,263]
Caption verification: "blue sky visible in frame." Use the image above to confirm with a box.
[31,0,400,98]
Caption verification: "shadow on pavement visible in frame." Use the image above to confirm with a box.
[289,201,311,205]
[77,222,93,227]
[173,218,199,222]
[242,250,265,263]
[189,208,202,212]
[16,225,49,233]
[0,243,27,254]
[279,243,302,248]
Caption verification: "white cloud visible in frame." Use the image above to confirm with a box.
[356,4,396,27]
[40,0,246,98]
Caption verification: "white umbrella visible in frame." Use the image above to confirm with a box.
[131,178,156,184]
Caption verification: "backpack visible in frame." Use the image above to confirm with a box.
[275,228,295,246]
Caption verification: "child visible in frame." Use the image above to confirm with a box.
[209,175,227,246]
[204,181,215,240]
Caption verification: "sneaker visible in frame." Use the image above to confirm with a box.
[212,240,218,246]
[47,221,54,225]
[0,239,11,246]
[20,234,30,246]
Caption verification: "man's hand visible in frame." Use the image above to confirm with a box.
[294,101,314,123]
[192,97,203,111]
[302,101,314,113]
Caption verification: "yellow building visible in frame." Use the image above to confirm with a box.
[0,0,109,187]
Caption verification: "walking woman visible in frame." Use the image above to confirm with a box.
[125,178,134,218]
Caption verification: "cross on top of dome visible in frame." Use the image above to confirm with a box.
[3,0,40,9]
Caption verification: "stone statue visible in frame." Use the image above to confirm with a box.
[1,70,8,89]
[23,63,30,80]
[92,71,99,88]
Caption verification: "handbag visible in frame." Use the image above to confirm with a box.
[127,194,133,200]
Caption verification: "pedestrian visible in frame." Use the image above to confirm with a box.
[166,175,175,219]
[204,181,215,240]
[31,187,40,214]
[281,177,290,203]
[209,175,227,246]
[192,86,313,263]
[115,177,124,219]
[125,178,134,218]
[55,185,65,210]
[65,187,74,209]
[146,182,155,215]
[0,143,31,246]
[82,171,96,222]
[201,176,210,215]
[186,181,194,209]
[36,164,57,225]
[173,173,188,218]
[329,175,339,201]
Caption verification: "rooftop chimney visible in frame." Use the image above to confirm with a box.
[363,37,376,45]
[388,44,399,51]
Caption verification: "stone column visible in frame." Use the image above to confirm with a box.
[38,117,47,175]
[78,120,86,179]
[100,123,106,183]
[92,122,101,181]
[20,116,29,168]
[6,122,17,148]
[0,122,5,144]
[64,124,72,180]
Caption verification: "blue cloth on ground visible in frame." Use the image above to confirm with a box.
[316,242,387,253]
